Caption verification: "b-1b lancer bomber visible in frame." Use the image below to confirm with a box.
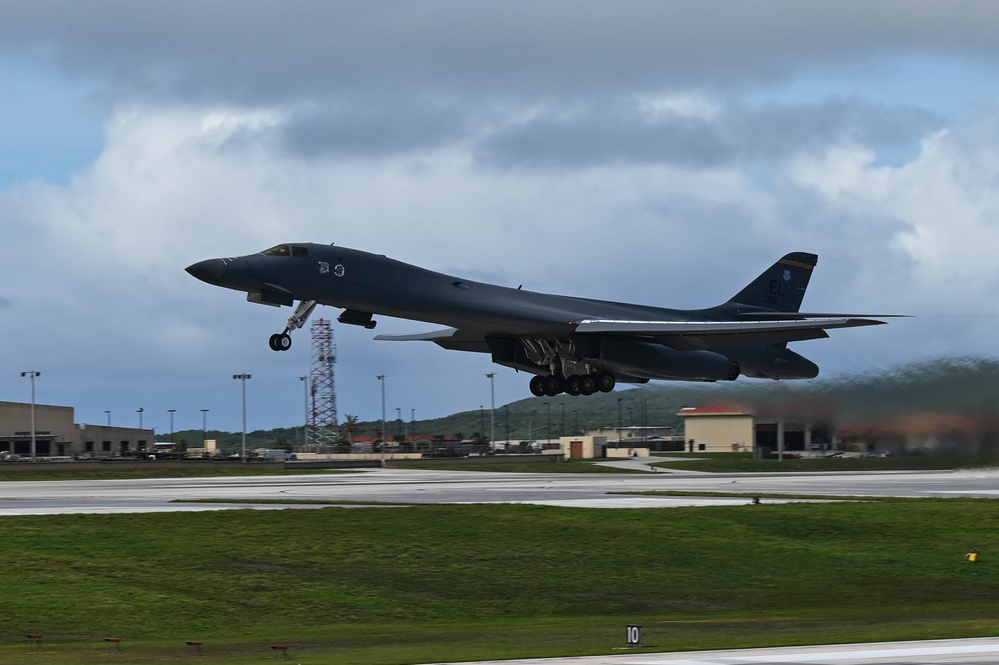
[186,243,892,397]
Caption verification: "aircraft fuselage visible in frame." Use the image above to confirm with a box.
[187,242,887,397]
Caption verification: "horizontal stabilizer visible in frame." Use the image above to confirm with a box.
[739,311,909,320]
[574,318,885,335]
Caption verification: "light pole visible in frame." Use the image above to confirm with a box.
[410,408,415,442]
[617,398,623,449]
[544,401,550,447]
[505,406,510,444]
[137,407,143,429]
[105,410,111,427]
[167,409,176,445]
[485,373,495,444]
[396,407,401,441]
[299,376,309,449]
[376,375,386,461]
[201,409,209,446]
[233,374,251,460]
[560,402,565,438]
[20,371,40,461]
[642,399,648,444]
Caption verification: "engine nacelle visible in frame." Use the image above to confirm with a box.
[338,309,378,329]
[578,336,739,381]
[729,346,819,379]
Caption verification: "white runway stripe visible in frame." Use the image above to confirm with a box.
[629,642,999,664]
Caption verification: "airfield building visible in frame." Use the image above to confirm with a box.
[0,401,155,458]
[677,406,835,455]
[584,425,684,451]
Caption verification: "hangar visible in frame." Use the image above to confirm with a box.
[677,406,835,455]
[0,401,155,458]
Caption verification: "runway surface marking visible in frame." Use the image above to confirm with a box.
[448,639,999,665]
[630,641,999,663]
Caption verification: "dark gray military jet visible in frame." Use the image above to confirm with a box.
[186,243,891,397]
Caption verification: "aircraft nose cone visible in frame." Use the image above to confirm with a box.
[185,258,226,285]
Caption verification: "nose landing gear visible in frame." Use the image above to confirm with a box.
[268,300,317,351]
[269,333,292,351]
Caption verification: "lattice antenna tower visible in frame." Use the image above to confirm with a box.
[307,319,338,451]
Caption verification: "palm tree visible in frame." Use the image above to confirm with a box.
[342,415,361,445]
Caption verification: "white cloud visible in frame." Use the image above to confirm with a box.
[0,102,783,423]
[636,94,719,121]
[788,116,999,309]
[790,140,893,202]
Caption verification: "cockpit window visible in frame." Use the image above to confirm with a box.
[261,245,309,257]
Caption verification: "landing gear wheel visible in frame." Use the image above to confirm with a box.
[564,374,582,396]
[542,375,564,397]
[579,374,597,396]
[596,371,615,393]
[269,333,292,351]
[529,375,546,397]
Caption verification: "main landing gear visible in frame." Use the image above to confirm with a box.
[268,300,317,351]
[529,371,615,397]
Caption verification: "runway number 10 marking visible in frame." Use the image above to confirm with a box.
[626,625,642,647]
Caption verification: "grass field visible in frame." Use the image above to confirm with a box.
[0,499,997,663]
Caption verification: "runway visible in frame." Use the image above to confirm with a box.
[0,463,995,515]
[455,638,999,665]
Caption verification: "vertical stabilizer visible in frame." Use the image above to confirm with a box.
[727,252,817,313]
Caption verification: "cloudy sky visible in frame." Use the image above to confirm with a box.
[2,1,998,434]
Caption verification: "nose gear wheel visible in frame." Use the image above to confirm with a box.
[268,300,317,351]
[269,333,292,351]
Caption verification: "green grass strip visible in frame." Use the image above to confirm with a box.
[0,500,995,664]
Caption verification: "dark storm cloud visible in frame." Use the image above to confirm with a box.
[0,0,982,167]
[261,93,941,166]
[475,104,734,169]
[474,99,942,170]
[4,1,999,104]
[731,100,943,163]
[277,98,472,158]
